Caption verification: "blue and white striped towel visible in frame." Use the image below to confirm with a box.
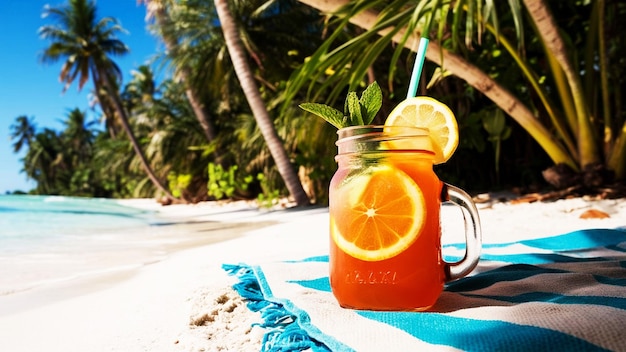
[225,228,626,352]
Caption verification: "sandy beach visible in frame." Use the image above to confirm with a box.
[0,195,625,351]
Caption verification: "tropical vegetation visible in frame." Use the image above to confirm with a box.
[9,0,626,204]
[287,0,626,191]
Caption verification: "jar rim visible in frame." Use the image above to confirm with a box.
[335,125,435,156]
[337,125,429,134]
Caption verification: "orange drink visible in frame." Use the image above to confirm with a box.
[301,87,482,311]
[329,126,481,311]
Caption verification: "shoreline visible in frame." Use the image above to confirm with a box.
[0,219,273,317]
[0,198,327,352]
[0,196,624,351]
[0,197,278,312]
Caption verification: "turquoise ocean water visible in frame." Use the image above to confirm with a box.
[0,195,156,253]
[0,195,173,297]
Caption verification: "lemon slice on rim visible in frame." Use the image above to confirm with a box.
[331,165,426,261]
[384,97,459,164]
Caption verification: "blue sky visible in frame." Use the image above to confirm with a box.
[0,0,163,194]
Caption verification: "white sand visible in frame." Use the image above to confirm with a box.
[0,196,624,351]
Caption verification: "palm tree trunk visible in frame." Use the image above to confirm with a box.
[297,0,577,170]
[97,70,177,201]
[608,125,626,179]
[96,88,119,139]
[522,0,599,169]
[214,0,310,206]
[146,0,217,142]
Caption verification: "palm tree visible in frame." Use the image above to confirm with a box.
[214,0,310,206]
[61,108,96,164]
[24,128,66,194]
[10,115,37,153]
[122,66,210,201]
[57,108,102,196]
[123,65,157,112]
[292,0,626,184]
[39,0,175,200]
[143,0,218,142]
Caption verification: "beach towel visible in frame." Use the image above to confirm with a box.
[224,228,626,352]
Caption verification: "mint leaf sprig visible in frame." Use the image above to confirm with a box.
[299,82,383,129]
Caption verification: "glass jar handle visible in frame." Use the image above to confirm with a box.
[441,183,482,281]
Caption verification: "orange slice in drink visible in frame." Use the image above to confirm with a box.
[384,97,459,164]
[331,165,426,261]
